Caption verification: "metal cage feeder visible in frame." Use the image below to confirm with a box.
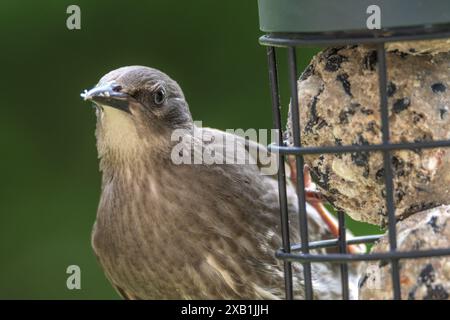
[257,0,450,300]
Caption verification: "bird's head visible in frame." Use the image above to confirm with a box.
[81,66,193,160]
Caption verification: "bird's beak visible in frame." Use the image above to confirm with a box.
[81,82,131,113]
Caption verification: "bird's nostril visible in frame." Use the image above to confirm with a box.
[112,85,122,92]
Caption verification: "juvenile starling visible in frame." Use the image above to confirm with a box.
[288,45,450,226]
[359,205,450,300]
[81,66,360,299]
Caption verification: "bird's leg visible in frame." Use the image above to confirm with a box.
[287,157,364,254]
[287,156,323,202]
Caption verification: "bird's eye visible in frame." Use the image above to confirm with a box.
[153,88,166,105]
[112,85,122,92]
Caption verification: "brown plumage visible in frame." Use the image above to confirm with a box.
[82,66,359,299]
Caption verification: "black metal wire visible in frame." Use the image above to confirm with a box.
[268,140,450,155]
[262,26,450,300]
[266,46,294,300]
[337,211,349,300]
[287,47,314,300]
[276,247,450,263]
[290,234,382,251]
[376,43,401,299]
[259,26,450,47]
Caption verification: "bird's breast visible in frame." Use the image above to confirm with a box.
[92,171,184,297]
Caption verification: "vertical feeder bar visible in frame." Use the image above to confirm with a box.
[337,210,349,300]
[376,43,402,299]
[267,46,294,300]
[287,46,314,299]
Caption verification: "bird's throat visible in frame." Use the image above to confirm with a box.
[96,106,142,155]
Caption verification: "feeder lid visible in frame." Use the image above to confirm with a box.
[258,0,450,33]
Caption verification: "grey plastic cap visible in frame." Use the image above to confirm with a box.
[258,0,450,33]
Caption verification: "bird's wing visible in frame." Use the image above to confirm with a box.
[196,127,280,175]
[198,127,364,251]
[183,127,360,299]
[197,127,330,237]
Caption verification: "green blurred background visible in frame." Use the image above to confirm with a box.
[0,1,379,299]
